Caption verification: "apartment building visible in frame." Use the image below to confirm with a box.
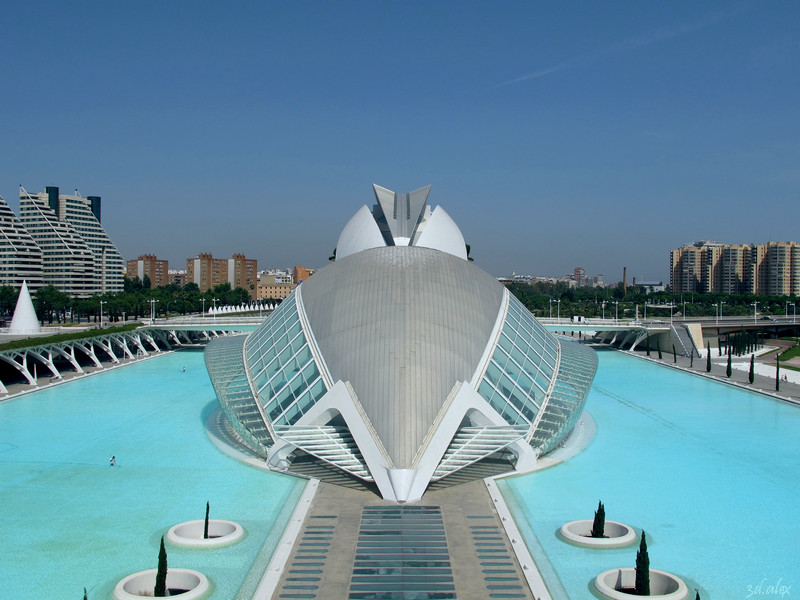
[186,252,258,298]
[670,240,800,295]
[0,194,43,291]
[18,186,124,297]
[126,254,169,288]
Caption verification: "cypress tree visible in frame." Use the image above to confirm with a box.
[706,348,712,373]
[84,588,88,600]
[646,336,650,357]
[776,355,780,392]
[749,354,755,384]
[690,352,694,368]
[635,531,650,596]
[204,501,210,539]
[590,500,605,538]
[726,352,732,378]
[695,590,701,600]
[154,536,168,597]
[657,340,662,360]
[673,344,677,363]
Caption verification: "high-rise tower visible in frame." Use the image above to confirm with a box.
[0,194,43,291]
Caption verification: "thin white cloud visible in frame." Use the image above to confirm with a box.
[494,3,751,88]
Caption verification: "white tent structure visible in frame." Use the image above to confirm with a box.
[9,281,41,334]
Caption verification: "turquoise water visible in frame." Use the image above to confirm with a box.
[0,351,304,599]
[502,349,800,599]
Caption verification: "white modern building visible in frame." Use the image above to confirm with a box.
[0,194,43,291]
[205,185,597,502]
[18,186,124,297]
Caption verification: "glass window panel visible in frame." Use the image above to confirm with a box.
[503,355,521,382]
[497,373,515,398]
[309,379,326,401]
[516,370,534,396]
[498,332,513,354]
[301,361,320,384]
[485,362,502,387]
[294,345,312,366]
[478,380,494,402]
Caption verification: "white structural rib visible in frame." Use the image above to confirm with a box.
[273,425,372,480]
[433,425,529,479]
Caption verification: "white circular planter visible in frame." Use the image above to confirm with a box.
[559,520,637,548]
[113,568,209,599]
[167,520,244,547]
[594,568,689,600]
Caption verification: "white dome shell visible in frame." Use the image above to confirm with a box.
[415,206,467,260]
[335,205,387,261]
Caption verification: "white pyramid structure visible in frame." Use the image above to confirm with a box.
[9,281,41,334]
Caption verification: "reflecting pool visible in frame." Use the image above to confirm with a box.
[0,351,304,599]
[502,348,800,599]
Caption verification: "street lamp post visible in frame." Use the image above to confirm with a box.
[791,302,797,324]
[712,302,719,326]
[601,301,606,320]
[122,311,126,324]
[212,297,219,324]
[719,301,725,323]
[614,301,619,324]
[99,300,106,328]
[201,298,206,319]
[751,301,759,323]
[148,299,159,324]
[549,299,553,319]
[556,299,561,323]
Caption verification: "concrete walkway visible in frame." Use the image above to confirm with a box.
[271,479,536,600]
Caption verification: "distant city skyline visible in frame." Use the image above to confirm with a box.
[2,2,798,281]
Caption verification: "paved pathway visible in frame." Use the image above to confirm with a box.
[272,479,535,600]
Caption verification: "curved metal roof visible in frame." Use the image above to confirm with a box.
[299,246,504,468]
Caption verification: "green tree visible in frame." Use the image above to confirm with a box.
[749,354,755,384]
[635,531,650,596]
[673,344,677,363]
[657,340,662,360]
[0,285,17,315]
[34,285,70,324]
[776,355,780,392]
[726,352,732,378]
[154,535,168,597]
[706,348,712,373]
[590,501,605,538]
[204,501,210,540]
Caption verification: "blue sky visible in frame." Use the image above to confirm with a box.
[1,1,797,281]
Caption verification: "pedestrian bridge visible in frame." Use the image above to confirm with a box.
[0,315,267,395]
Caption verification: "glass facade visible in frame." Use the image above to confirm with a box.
[244,294,328,427]
[204,334,272,457]
[477,295,559,426]
[529,338,597,454]
[474,293,597,457]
